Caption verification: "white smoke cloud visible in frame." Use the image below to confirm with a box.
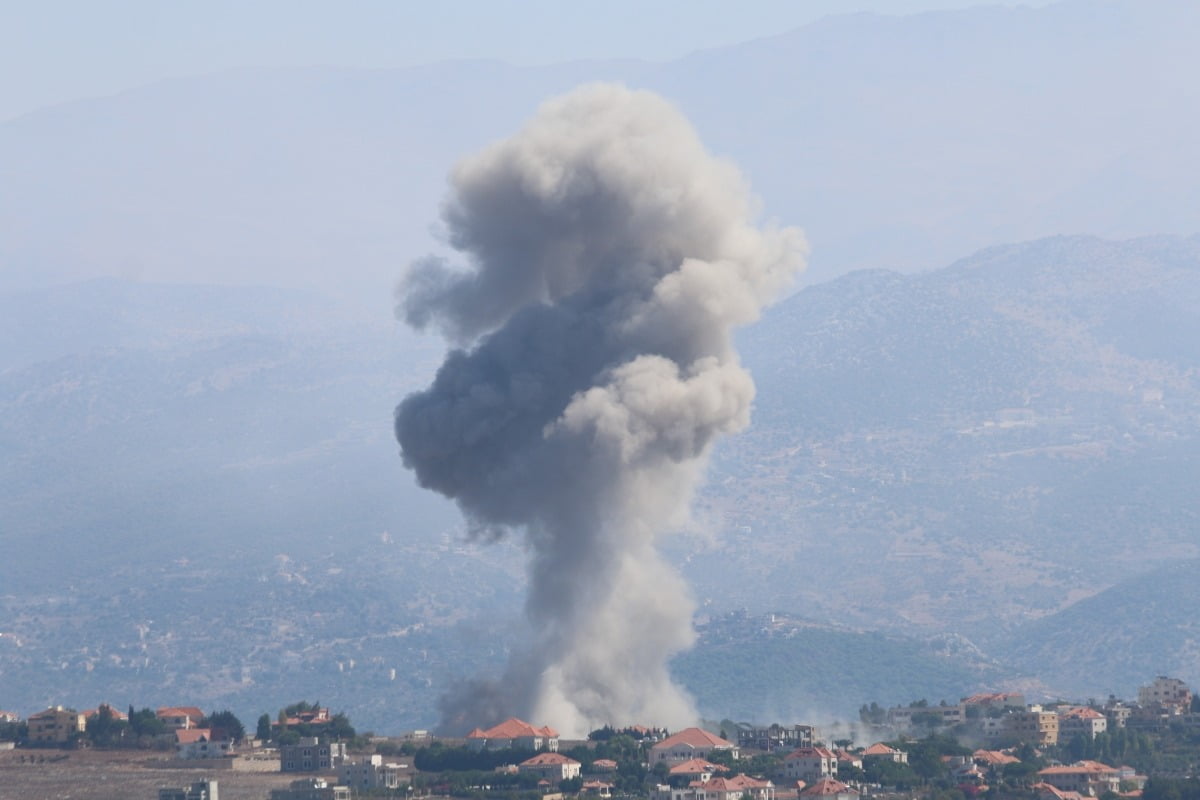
[394,83,805,736]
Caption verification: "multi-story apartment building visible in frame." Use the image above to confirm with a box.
[1138,677,1192,713]
[1005,710,1059,746]
[27,706,85,745]
[280,737,347,772]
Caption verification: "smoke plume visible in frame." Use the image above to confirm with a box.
[394,84,805,736]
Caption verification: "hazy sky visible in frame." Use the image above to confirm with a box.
[3,0,1056,122]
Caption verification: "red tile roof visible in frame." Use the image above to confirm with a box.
[697,775,773,791]
[655,727,736,750]
[158,706,205,721]
[973,750,1020,766]
[521,752,580,767]
[863,743,900,756]
[801,778,856,796]
[468,718,559,739]
[670,758,729,775]
[1038,762,1116,776]
[175,728,213,744]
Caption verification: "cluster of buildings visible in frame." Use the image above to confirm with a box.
[7,675,1197,800]
[881,677,1196,747]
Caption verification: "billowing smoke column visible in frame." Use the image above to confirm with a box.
[394,84,805,736]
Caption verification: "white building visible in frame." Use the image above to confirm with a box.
[159,780,219,800]
[176,729,235,760]
[650,728,739,765]
[338,755,409,790]
[466,718,560,752]
[780,747,838,782]
[518,752,582,781]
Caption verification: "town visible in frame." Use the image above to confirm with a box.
[3,677,1200,800]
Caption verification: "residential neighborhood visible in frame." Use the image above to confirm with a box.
[2,677,1200,799]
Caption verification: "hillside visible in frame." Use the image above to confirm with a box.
[996,559,1200,698]
[3,234,1200,726]
[688,234,1200,634]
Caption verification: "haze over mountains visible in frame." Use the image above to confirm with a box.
[2,1,1197,301]
[3,1,1199,733]
[4,233,1199,730]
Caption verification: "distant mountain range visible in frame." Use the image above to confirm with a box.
[2,1,1197,299]
[3,233,1199,730]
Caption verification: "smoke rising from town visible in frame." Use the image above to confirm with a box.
[394,83,805,736]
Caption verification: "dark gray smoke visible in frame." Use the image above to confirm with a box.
[395,84,805,735]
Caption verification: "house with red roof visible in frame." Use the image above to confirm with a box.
[693,774,775,800]
[781,747,837,783]
[0,710,19,724]
[1037,761,1120,795]
[799,777,858,800]
[582,780,614,796]
[591,758,619,773]
[157,706,205,730]
[175,727,235,760]
[670,758,730,784]
[466,717,559,752]
[518,751,581,781]
[650,728,739,765]
[862,743,907,764]
[1033,782,1088,800]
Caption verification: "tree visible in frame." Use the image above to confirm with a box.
[256,714,272,742]
[86,705,129,748]
[128,707,166,740]
[203,710,245,742]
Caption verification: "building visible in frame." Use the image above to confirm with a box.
[1057,707,1107,740]
[650,728,739,765]
[176,729,235,760]
[736,724,815,752]
[1037,761,1120,795]
[582,780,614,796]
[518,751,582,781]
[280,737,347,772]
[693,774,775,800]
[465,718,560,752]
[269,778,350,800]
[158,707,206,730]
[1138,677,1192,713]
[670,758,729,784]
[972,750,1020,769]
[888,703,965,730]
[799,778,859,800]
[592,758,619,773]
[27,706,85,745]
[158,779,219,800]
[1006,710,1059,747]
[780,747,838,782]
[962,693,1026,711]
[861,743,908,764]
[658,774,774,800]
[1103,702,1131,730]
[0,710,20,723]
[338,755,409,790]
